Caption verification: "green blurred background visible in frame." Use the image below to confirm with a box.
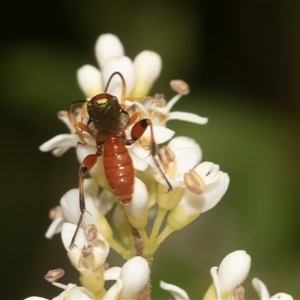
[1,1,300,299]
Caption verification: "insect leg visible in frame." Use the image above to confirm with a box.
[127,119,173,192]
[68,100,88,127]
[68,100,93,144]
[70,146,103,247]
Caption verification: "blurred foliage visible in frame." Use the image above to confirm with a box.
[1,1,300,299]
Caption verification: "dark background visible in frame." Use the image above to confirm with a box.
[1,1,300,299]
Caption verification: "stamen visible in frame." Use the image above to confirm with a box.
[184,170,205,194]
[232,285,245,300]
[170,80,190,95]
[44,268,65,283]
[84,224,98,241]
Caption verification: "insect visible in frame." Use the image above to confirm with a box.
[68,71,172,246]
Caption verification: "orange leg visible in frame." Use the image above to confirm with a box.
[68,100,87,127]
[70,146,103,247]
[74,121,96,144]
[126,119,173,192]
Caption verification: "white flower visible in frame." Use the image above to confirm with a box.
[78,33,161,100]
[61,224,109,272]
[158,137,229,231]
[209,250,251,300]
[131,50,162,97]
[77,65,102,98]
[252,278,294,300]
[45,178,114,240]
[104,256,150,300]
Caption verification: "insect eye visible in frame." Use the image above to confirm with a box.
[110,96,118,102]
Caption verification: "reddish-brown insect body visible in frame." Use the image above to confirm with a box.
[103,132,134,204]
[68,72,172,246]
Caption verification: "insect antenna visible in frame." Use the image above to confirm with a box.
[104,71,127,101]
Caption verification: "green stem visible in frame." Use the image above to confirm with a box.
[138,228,149,247]
[149,207,167,240]
[156,224,174,246]
[108,237,132,260]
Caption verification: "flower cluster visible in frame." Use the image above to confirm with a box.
[26,34,293,300]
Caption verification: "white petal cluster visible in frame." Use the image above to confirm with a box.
[40,34,216,239]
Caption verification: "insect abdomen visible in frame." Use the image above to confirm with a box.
[103,138,134,204]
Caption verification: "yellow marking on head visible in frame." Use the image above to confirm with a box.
[97,98,108,105]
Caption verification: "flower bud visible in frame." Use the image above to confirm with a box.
[131,50,162,97]
[77,64,102,98]
[95,34,124,68]
[210,250,251,299]
[124,177,149,229]
[102,56,135,99]
[119,257,150,300]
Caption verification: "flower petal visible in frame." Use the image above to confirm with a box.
[97,189,116,215]
[124,177,148,228]
[39,134,77,157]
[57,110,75,132]
[101,56,135,99]
[95,34,124,69]
[53,283,93,300]
[168,137,202,179]
[252,278,270,300]
[60,188,100,227]
[61,223,87,250]
[217,250,251,293]
[210,266,221,299]
[168,111,208,124]
[129,150,149,171]
[103,279,123,300]
[194,161,218,177]
[45,216,64,239]
[151,125,175,144]
[160,281,190,300]
[131,50,162,97]
[119,257,150,299]
[77,64,103,98]
[196,172,229,213]
[105,267,122,281]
